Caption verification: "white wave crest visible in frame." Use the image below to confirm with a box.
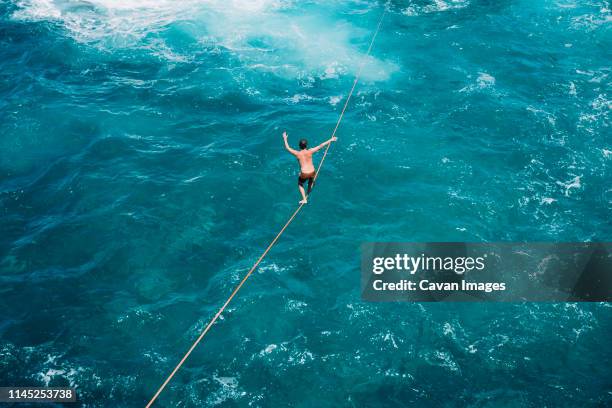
[403,0,469,16]
[12,0,397,81]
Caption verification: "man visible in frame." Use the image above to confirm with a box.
[282,131,337,204]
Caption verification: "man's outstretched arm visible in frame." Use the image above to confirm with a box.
[283,131,299,156]
[309,136,337,153]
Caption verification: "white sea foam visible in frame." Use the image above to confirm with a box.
[570,10,612,31]
[578,94,609,131]
[591,94,611,111]
[556,175,582,196]
[260,344,277,355]
[328,95,342,106]
[476,72,495,88]
[527,105,557,127]
[287,349,314,365]
[285,299,307,312]
[14,0,188,45]
[207,373,245,405]
[286,93,314,104]
[37,366,84,387]
[459,71,496,93]
[432,350,460,372]
[403,0,469,16]
[12,0,397,81]
[383,332,399,349]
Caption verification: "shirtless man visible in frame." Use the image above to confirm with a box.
[283,131,337,204]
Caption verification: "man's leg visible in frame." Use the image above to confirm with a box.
[307,177,314,195]
[298,177,308,204]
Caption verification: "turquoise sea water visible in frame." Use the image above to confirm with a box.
[1,0,611,406]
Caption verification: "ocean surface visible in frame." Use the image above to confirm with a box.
[1,0,611,406]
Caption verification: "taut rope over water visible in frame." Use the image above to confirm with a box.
[145,7,387,407]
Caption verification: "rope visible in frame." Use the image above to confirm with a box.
[145,204,303,408]
[145,7,386,407]
[314,6,386,183]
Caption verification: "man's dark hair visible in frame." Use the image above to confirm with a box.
[299,139,308,150]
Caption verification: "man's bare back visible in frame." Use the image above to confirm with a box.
[295,149,315,174]
[282,131,337,204]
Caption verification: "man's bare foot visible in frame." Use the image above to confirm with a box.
[299,199,308,204]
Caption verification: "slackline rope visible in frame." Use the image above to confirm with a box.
[145,7,386,407]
